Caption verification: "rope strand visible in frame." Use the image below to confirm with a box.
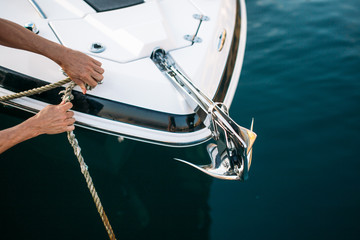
[0,78,71,101]
[61,82,117,240]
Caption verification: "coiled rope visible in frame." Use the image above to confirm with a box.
[0,79,117,240]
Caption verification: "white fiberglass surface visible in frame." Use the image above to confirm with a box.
[49,1,198,63]
[0,0,241,116]
[171,0,237,100]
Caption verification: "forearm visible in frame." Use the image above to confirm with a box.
[0,117,40,154]
[0,18,104,93]
[0,103,75,154]
[0,18,66,66]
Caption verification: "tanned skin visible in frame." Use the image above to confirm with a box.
[0,18,105,154]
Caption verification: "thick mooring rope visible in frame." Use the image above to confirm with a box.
[60,82,117,240]
[0,79,117,240]
[0,78,71,101]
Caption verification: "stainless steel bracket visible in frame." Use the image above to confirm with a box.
[151,48,257,181]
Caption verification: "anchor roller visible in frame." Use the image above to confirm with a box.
[151,48,256,181]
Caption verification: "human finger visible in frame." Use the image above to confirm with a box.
[65,125,75,132]
[60,102,73,111]
[94,65,105,74]
[92,72,104,82]
[84,75,98,88]
[92,58,102,67]
[76,81,87,94]
[66,111,74,118]
[70,78,87,94]
[65,117,76,125]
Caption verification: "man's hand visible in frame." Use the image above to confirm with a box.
[0,18,105,94]
[28,102,76,135]
[58,48,105,94]
[0,102,75,154]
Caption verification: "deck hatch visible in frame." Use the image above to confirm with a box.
[84,0,144,12]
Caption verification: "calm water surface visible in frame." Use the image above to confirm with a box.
[1,0,360,239]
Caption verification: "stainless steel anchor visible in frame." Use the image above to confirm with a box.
[151,48,257,181]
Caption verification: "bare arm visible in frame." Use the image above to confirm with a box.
[0,102,75,154]
[0,18,104,94]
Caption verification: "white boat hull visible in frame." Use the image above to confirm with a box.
[0,0,247,147]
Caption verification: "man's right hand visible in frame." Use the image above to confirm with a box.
[0,18,105,94]
[58,48,105,94]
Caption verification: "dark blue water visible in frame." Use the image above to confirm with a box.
[1,0,360,239]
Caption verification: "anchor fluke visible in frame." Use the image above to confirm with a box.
[175,143,242,180]
[175,118,256,181]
